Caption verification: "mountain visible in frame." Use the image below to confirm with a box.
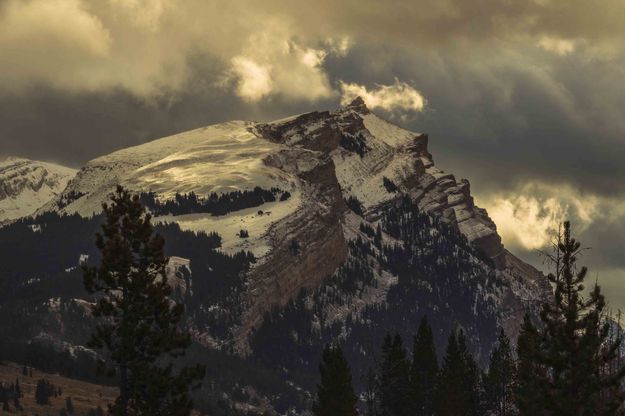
[0,98,550,413]
[0,156,76,224]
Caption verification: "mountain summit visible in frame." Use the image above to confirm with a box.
[0,99,550,412]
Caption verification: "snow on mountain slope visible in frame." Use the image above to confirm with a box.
[331,105,418,208]
[38,97,549,349]
[0,157,76,223]
[46,121,296,215]
[41,120,321,259]
[157,192,302,258]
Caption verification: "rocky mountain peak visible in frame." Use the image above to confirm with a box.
[342,96,370,114]
[0,103,554,413]
[9,103,550,355]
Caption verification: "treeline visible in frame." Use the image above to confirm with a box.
[0,209,256,347]
[250,194,501,401]
[0,372,102,415]
[139,186,291,217]
[314,318,512,416]
[0,339,113,386]
[0,378,23,411]
[312,222,625,416]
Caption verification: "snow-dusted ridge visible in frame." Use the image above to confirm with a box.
[39,121,315,258]
[0,156,76,223]
[27,97,549,349]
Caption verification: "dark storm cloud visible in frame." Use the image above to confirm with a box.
[502,212,625,308]
[267,0,625,46]
[2,0,625,184]
[325,42,625,197]
[0,55,337,166]
[0,0,624,292]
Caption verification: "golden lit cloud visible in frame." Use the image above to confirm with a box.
[107,0,170,31]
[0,0,112,89]
[2,0,625,97]
[485,192,568,250]
[340,79,426,114]
[226,26,335,102]
[537,36,576,55]
[477,182,607,251]
[0,0,193,94]
[230,57,273,102]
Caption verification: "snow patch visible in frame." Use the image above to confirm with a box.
[155,190,302,259]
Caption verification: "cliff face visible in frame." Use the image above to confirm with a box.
[234,156,349,352]
[256,97,515,271]
[240,97,549,347]
[259,98,506,263]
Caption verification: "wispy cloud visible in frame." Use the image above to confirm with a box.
[339,79,426,115]
[537,36,576,55]
[476,182,624,252]
[225,27,336,102]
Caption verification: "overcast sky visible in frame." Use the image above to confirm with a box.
[1,0,624,308]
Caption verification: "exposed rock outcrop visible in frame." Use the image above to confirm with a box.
[0,157,76,223]
[234,155,349,353]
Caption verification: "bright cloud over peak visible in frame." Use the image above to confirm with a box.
[227,28,336,103]
[478,182,602,251]
[339,79,426,115]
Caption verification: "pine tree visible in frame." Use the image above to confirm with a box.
[516,314,546,416]
[436,329,480,416]
[83,186,205,416]
[95,405,105,416]
[35,379,51,404]
[14,377,20,398]
[483,329,515,416]
[411,316,438,416]
[364,367,378,416]
[377,333,412,416]
[533,221,625,415]
[312,344,358,416]
[66,396,74,414]
[1,385,10,409]
[35,379,42,404]
[457,330,481,416]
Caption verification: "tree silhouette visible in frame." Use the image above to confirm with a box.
[83,186,204,416]
[312,344,358,416]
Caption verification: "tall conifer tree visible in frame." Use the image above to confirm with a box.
[312,344,358,416]
[436,329,480,416]
[378,333,412,416]
[483,329,515,416]
[411,316,438,416]
[516,314,547,416]
[533,221,625,415]
[83,186,204,416]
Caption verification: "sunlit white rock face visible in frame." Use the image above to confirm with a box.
[0,156,76,223]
